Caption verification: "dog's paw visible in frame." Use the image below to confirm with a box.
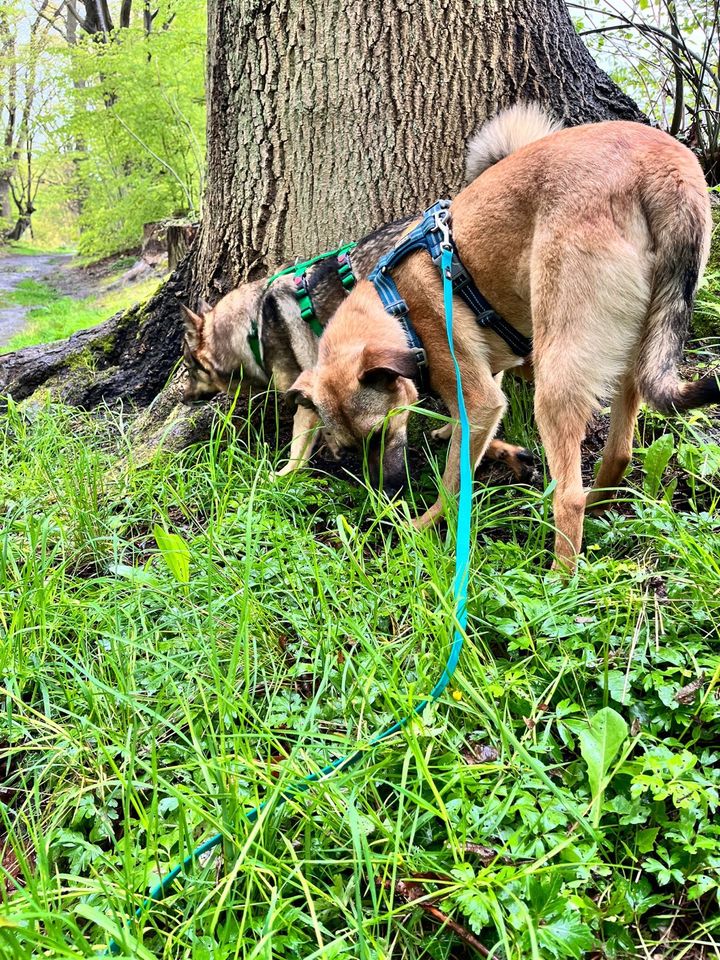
[430,423,453,442]
[269,465,294,481]
[509,447,540,485]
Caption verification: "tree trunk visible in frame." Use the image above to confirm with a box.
[0,175,13,221]
[0,0,643,422]
[5,213,31,242]
[192,0,643,298]
[167,220,198,270]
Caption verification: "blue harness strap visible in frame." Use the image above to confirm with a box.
[368,199,531,385]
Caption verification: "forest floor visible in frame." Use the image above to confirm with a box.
[0,366,719,960]
[0,245,167,351]
[0,250,75,346]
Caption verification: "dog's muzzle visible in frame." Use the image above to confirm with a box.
[368,438,407,498]
[182,386,221,405]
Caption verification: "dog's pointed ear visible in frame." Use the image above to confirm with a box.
[181,303,204,349]
[359,347,418,389]
[197,298,212,315]
[287,369,317,411]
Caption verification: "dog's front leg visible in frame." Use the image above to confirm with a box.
[414,373,507,529]
[273,405,320,477]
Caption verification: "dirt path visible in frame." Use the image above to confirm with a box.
[0,252,74,348]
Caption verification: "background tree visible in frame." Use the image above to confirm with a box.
[19,0,206,256]
[0,1,57,240]
[0,0,644,425]
[572,0,720,184]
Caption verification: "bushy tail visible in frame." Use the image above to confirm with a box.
[635,178,716,414]
[465,103,563,183]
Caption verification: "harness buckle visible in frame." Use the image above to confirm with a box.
[411,346,428,371]
[385,299,410,318]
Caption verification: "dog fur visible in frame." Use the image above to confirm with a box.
[181,219,412,474]
[182,219,535,479]
[291,105,715,569]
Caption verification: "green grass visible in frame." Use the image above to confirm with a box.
[2,240,75,257]
[1,276,164,350]
[0,387,718,959]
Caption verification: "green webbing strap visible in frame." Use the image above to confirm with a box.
[337,251,356,292]
[293,275,325,338]
[247,325,263,370]
[264,241,357,288]
[253,241,358,352]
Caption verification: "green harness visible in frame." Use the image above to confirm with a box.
[247,242,357,369]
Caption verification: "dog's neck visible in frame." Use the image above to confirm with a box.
[320,280,409,364]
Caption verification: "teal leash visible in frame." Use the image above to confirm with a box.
[105,247,469,955]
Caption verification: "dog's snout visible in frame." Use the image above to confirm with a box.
[382,475,406,499]
[368,438,407,498]
[182,385,219,405]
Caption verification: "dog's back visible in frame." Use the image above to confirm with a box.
[452,120,713,410]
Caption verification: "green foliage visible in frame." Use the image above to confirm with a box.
[2,0,206,256]
[574,0,720,182]
[694,203,720,337]
[61,0,206,258]
[0,386,719,959]
[568,706,629,824]
[640,433,675,498]
[153,524,191,584]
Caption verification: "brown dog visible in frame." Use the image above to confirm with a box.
[290,105,715,568]
[181,222,535,480]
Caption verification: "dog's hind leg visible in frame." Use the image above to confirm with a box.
[531,219,649,567]
[534,380,590,570]
[586,373,641,513]
[414,369,507,529]
[273,406,320,477]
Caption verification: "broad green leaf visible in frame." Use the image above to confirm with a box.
[678,441,720,479]
[636,827,659,854]
[642,434,674,498]
[153,525,191,584]
[576,706,629,805]
[605,669,630,705]
[537,913,595,959]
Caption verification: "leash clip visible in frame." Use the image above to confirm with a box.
[432,205,452,253]
[410,346,428,372]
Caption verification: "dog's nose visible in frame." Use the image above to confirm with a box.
[370,461,405,498]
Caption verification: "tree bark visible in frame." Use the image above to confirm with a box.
[6,212,32,242]
[167,220,198,270]
[192,0,643,298]
[0,0,644,422]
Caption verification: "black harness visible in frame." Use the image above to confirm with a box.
[368,199,531,389]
